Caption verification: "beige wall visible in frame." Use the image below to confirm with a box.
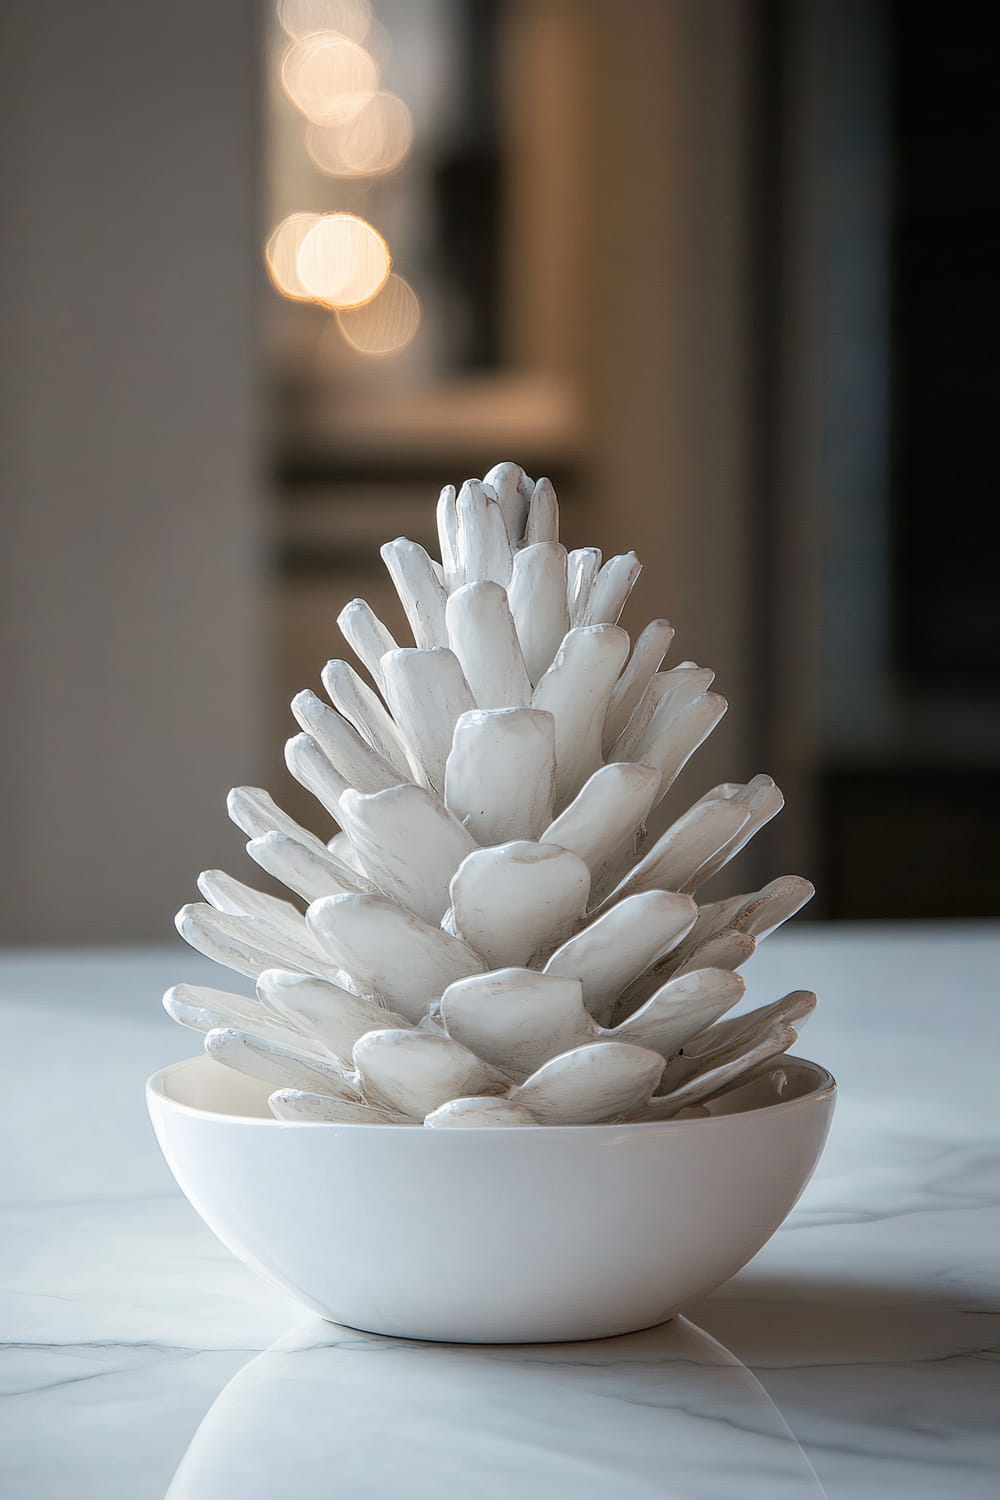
[0,1,266,942]
[581,0,754,660]
[507,0,759,816]
[576,3,760,852]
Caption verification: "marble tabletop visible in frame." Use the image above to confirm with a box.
[1,924,998,1498]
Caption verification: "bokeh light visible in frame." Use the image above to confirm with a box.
[296,212,392,309]
[281,32,378,126]
[264,212,323,300]
[305,91,413,177]
[277,0,372,44]
[336,274,421,355]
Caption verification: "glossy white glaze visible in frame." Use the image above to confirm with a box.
[149,1043,832,1337]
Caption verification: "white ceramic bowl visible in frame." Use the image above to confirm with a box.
[147,1053,835,1343]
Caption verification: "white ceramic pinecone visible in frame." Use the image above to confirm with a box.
[166,463,817,1127]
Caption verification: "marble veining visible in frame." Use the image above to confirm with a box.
[1,926,998,1498]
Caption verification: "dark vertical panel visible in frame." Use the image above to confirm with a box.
[745,0,788,773]
[431,0,503,369]
[889,0,1000,689]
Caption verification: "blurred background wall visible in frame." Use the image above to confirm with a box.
[1,0,996,943]
[0,0,265,943]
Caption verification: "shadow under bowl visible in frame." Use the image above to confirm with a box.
[147,1052,836,1343]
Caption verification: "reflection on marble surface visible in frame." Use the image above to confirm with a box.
[167,1318,824,1500]
[1,928,999,1498]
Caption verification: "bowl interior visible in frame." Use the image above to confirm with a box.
[159,1055,275,1117]
[150,1051,835,1126]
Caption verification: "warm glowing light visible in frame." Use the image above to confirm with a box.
[296,212,391,309]
[305,91,413,177]
[281,32,378,126]
[264,212,322,300]
[336,274,421,355]
[277,0,372,44]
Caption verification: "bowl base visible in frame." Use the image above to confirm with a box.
[314,1310,680,1346]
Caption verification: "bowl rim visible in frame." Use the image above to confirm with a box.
[146,1052,837,1134]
